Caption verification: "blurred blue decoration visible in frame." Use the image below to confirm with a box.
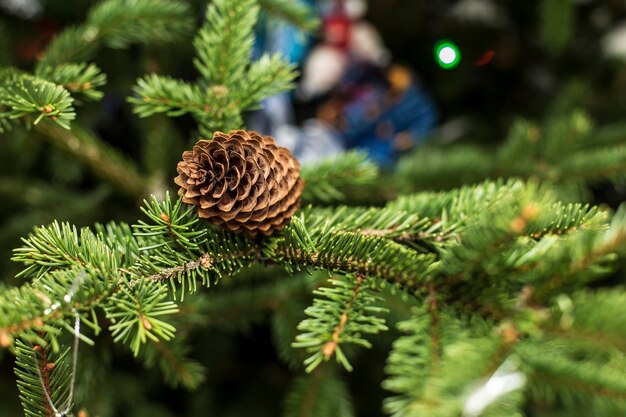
[338,64,439,166]
[275,120,345,165]
[250,0,313,137]
[253,0,314,64]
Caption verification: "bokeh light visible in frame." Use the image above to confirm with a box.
[435,40,461,69]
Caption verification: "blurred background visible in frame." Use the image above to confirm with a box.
[2,0,626,416]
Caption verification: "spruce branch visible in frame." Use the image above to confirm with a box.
[283,368,354,417]
[105,282,179,356]
[527,206,626,301]
[258,0,320,32]
[38,0,193,67]
[4,175,626,417]
[427,286,441,373]
[35,63,107,102]
[399,111,626,193]
[542,289,626,353]
[129,74,215,119]
[14,340,72,417]
[142,338,206,390]
[182,273,317,331]
[300,151,379,204]
[300,204,452,251]
[193,0,259,88]
[385,316,521,417]
[0,71,76,131]
[236,53,298,109]
[518,340,626,413]
[131,0,298,133]
[268,222,439,289]
[141,253,214,285]
[293,274,388,372]
[32,121,148,198]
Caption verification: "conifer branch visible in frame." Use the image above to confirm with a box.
[142,253,214,284]
[399,111,626,193]
[38,0,193,67]
[193,0,259,88]
[271,233,436,289]
[185,273,316,330]
[35,63,107,101]
[533,372,626,400]
[0,70,76,131]
[32,121,147,198]
[283,368,354,417]
[321,274,365,359]
[129,75,215,118]
[131,0,298,134]
[142,338,206,390]
[300,151,379,204]
[428,286,440,373]
[35,345,56,417]
[258,0,320,32]
[293,274,388,372]
[531,207,626,300]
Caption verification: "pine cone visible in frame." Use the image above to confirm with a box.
[175,131,304,236]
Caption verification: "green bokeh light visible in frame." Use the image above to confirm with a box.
[435,40,461,69]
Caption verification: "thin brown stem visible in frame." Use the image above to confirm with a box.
[277,247,428,291]
[34,344,56,417]
[144,253,213,284]
[535,228,626,299]
[322,274,364,358]
[298,367,326,417]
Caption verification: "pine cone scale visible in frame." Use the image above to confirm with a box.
[175,131,304,236]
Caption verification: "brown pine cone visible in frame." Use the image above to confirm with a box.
[175,130,304,236]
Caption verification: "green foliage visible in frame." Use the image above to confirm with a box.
[0,71,76,131]
[193,0,259,88]
[283,369,354,417]
[519,339,626,415]
[540,0,575,54]
[293,274,388,372]
[385,308,522,417]
[13,221,125,279]
[300,151,379,204]
[5,169,626,416]
[35,63,107,101]
[0,0,194,200]
[38,0,193,67]
[106,282,179,356]
[139,337,207,390]
[399,111,626,197]
[14,340,73,417]
[129,74,213,119]
[258,0,320,32]
[2,1,626,416]
[130,0,298,135]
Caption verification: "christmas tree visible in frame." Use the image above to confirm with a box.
[1,1,626,417]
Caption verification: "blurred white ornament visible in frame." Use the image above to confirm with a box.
[603,21,626,60]
[274,120,344,164]
[450,0,507,27]
[299,45,348,99]
[345,0,367,20]
[0,0,42,19]
[351,22,391,65]
[463,356,527,417]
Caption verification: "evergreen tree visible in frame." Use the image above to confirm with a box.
[1,1,626,417]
